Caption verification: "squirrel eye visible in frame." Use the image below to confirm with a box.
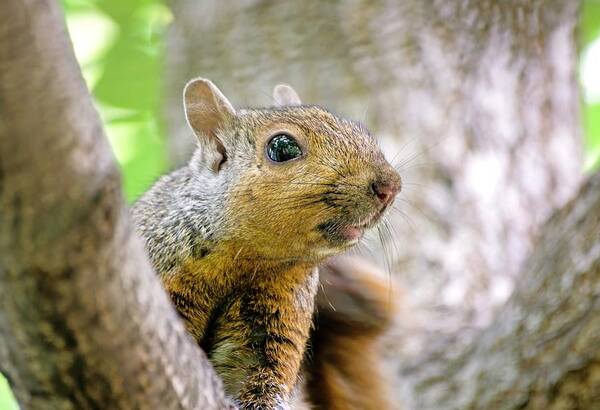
[266,134,303,162]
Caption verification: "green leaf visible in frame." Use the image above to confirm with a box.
[581,0,600,46]
[584,103,600,171]
[0,375,18,410]
[93,34,161,110]
[104,113,166,202]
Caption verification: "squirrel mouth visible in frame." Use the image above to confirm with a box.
[321,206,388,245]
[341,207,386,241]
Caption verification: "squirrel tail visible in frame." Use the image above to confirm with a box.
[304,256,398,410]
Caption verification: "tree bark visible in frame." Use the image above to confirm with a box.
[401,172,600,409]
[0,1,230,409]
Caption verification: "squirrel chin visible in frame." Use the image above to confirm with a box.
[339,225,364,242]
[314,244,356,259]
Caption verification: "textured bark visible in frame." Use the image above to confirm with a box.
[0,1,230,409]
[164,0,594,408]
[401,172,600,409]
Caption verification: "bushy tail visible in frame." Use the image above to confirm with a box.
[304,256,398,410]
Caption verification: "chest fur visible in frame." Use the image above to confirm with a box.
[207,267,319,396]
[164,258,319,398]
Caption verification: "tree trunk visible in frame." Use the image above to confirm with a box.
[0,1,230,409]
[401,173,600,409]
[164,0,594,408]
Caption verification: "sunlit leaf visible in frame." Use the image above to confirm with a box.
[581,0,600,46]
[93,37,160,109]
[584,103,600,170]
[0,376,18,410]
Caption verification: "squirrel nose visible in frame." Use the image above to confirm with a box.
[371,180,400,206]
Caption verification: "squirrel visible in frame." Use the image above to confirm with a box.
[131,78,401,409]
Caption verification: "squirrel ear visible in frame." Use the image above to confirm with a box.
[273,84,302,106]
[184,78,236,172]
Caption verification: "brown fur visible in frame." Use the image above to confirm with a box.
[307,257,397,410]
[131,78,400,409]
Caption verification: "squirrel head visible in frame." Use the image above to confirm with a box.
[183,78,400,262]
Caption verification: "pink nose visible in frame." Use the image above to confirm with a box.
[371,181,400,206]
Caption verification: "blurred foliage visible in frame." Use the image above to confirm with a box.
[0,1,600,408]
[62,0,171,202]
[0,377,18,410]
[582,1,600,45]
[585,103,600,169]
[581,0,600,170]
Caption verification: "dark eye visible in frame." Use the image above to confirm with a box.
[266,134,303,162]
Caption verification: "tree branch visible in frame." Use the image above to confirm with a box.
[0,1,230,408]
[400,171,600,409]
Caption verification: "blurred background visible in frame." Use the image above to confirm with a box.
[1,0,600,407]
